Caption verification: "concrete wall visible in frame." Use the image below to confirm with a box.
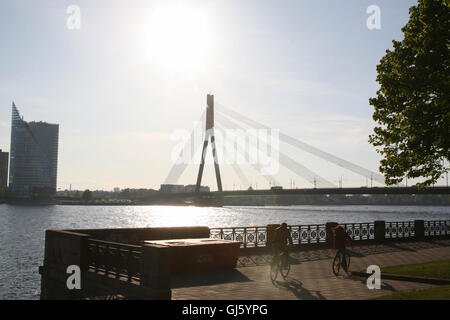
[71,226,210,245]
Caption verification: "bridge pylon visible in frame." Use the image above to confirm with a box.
[195,94,223,192]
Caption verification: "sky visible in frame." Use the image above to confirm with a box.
[3,0,444,191]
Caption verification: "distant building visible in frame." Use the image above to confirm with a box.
[184,184,210,193]
[160,184,186,194]
[159,184,210,193]
[271,186,283,191]
[0,149,8,188]
[9,103,59,198]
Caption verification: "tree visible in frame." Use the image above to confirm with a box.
[82,189,93,202]
[0,186,6,199]
[369,0,450,188]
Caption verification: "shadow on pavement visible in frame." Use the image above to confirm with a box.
[346,248,365,258]
[425,240,450,247]
[272,278,326,300]
[237,239,450,267]
[171,269,252,289]
[346,274,397,292]
[384,242,417,252]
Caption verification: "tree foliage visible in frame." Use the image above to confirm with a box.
[82,189,93,202]
[369,0,450,187]
[0,187,6,199]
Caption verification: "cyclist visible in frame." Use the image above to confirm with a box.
[332,225,352,270]
[272,222,293,267]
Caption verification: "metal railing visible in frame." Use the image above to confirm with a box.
[343,222,375,241]
[292,225,327,244]
[385,221,415,239]
[87,239,142,282]
[425,220,450,237]
[210,226,267,248]
[211,220,450,248]
[211,224,328,248]
[82,219,450,277]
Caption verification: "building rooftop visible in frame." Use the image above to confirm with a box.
[28,121,59,126]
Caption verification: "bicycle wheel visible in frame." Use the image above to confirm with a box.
[343,253,351,272]
[280,255,291,279]
[270,260,278,282]
[332,253,341,276]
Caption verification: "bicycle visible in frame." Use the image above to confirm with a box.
[332,248,351,276]
[270,250,291,282]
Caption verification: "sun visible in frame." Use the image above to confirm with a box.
[145,5,211,72]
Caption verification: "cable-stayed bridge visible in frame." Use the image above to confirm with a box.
[163,95,449,200]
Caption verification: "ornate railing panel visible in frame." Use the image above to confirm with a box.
[289,225,301,245]
[385,221,415,239]
[211,224,329,247]
[210,227,267,248]
[343,222,374,241]
[425,220,450,237]
[297,225,327,244]
[87,239,142,282]
[255,227,268,247]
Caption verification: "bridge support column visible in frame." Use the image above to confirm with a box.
[196,94,223,193]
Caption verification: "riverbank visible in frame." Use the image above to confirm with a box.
[4,199,449,207]
[57,194,450,206]
[56,199,199,206]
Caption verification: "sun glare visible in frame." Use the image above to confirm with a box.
[146,5,211,72]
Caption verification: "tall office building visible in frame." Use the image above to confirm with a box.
[0,149,8,188]
[9,102,59,198]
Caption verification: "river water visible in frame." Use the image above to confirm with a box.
[0,204,449,299]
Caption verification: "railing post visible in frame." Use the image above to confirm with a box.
[244,228,247,248]
[414,220,425,240]
[140,244,171,300]
[374,221,385,243]
[325,222,338,248]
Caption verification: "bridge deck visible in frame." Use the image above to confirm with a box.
[217,186,450,196]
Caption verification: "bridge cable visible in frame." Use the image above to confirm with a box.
[163,111,205,184]
[216,113,335,188]
[215,123,275,188]
[216,102,385,185]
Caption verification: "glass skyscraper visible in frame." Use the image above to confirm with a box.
[9,103,59,198]
[0,149,8,188]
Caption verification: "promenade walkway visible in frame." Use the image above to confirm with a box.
[171,239,450,300]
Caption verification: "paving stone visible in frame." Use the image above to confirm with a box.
[171,240,450,300]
